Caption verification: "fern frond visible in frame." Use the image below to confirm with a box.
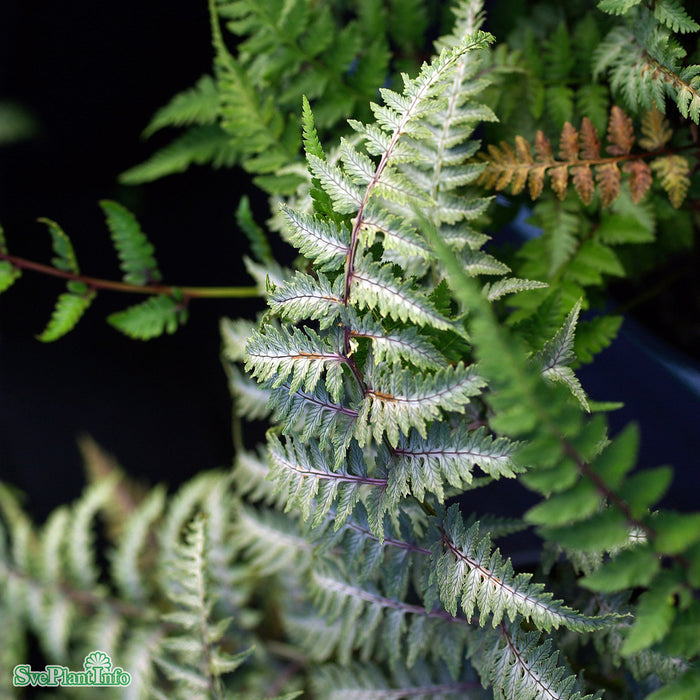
[108,294,188,340]
[245,325,346,400]
[227,364,272,420]
[311,659,479,699]
[221,316,257,364]
[435,505,621,631]
[143,74,220,137]
[307,563,469,670]
[472,622,602,700]
[0,226,20,294]
[211,19,297,173]
[267,435,375,526]
[156,512,250,700]
[482,277,548,301]
[233,505,311,577]
[68,476,119,588]
[357,363,486,448]
[268,383,357,465]
[110,486,166,603]
[594,7,700,123]
[38,218,80,274]
[348,313,445,370]
[100,200,161,285]
[389,425,522,503]
[597,0,643,16]
[0,259,21,294]
[537,199,581,276]
[361,203,432,261]
[231,446,277,504]
[350,258,456,333]
[268,272,344,329]
[535,300,590,410]
[650,154,691,208]
[120,124,239,184]
[36,288,95,342]
[280,205,350,271]
[236,195,273,265]
[478,105,668,207]
[308,154,364,214]
[653,0,700,33]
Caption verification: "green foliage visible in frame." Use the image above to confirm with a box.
[475,0,700,365]
[594,3,700,121]
[0,202,260,341]
[40,218,80,274]
[2,0,700,698]
[211,6,696,695]
[32,219,96,341]
[0,464,305,699]
[121,0,441,192]
[37,288,96,342]
[100,200,162,285]
[107,294,188,340]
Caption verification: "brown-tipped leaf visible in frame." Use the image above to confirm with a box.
[572,164,595,205]
[528,166,547,200]
[622,161,653,203]
[535,130,555,162]
[579,117,601,160]
[549,165,569,200]
[595,162,621,207]
[558,122,579,161]
[606,106,635,156]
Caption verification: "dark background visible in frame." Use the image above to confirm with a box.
[0,1,266,519]
[0,1,698,524]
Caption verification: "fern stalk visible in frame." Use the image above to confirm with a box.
[0,252,260,299]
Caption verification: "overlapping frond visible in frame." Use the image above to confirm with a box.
[306,563,470,673]
[245,325,346,400]
[471,623,602,700]
[225,6,634,696]
[311,660,480,700]
[390,425,522,501]
[356,363,486,448]
[434,506,621,632]
[594,3,700,123]
[0,467,264,695]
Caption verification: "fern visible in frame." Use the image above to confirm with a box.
[471,622,602,700]
[428,194,700,695]
[142,74,220,137]
[229,8,630,696]
[0,202,260,341]
[3,1,700,698]
[478,106,691,209]
[311,660,481,699]
[153,513,252,700]
[120,124,239,185]
[593,2,700,123]
[40,217,81,274]
[100,200,162,286]
[121,0,435,191]
[0,464,303,698]
[107,294,188,340]
[33,219,96,341]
